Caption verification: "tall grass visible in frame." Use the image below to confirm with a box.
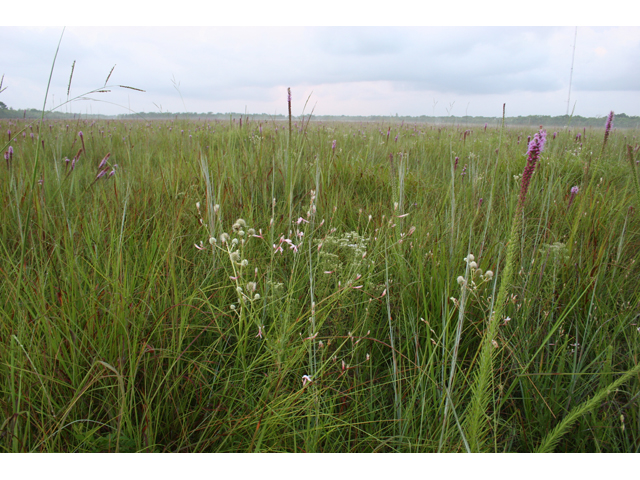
[1,111,639,452]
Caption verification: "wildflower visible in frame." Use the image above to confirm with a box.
[519,129,546,206]
[246,281,257,292]
[230,304,236,310]
[302,375,312,387]
[256,326,263,338]
[457,276,466,286]
[464,254,475,263]
[209,236,216,245]
[220,233,230,244]
[230,251,241,263]
[241,259,249,267]
[454,156,459,170]
[98,153,110,169]
[568,185,579,208]
[8,146,13,161]
[604,110,614,145]
[484,270,494,280]
[253,294,260,301]
[332,140,336,151]
[469,261,478,270]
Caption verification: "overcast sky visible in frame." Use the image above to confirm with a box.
[2,4,639,118]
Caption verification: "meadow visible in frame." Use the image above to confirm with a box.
[1,110,639,452]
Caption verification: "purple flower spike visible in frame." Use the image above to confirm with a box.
[520,128,546,205]
[8,146,13,160]
[98,153,110,170]
[332,140,336,151]
[454,156,459,170]
[78,131,85,152]
[568,185,579,209]
[605,111,614,135]
[603,110,615,149]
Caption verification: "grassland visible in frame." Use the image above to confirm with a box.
[1,113,639,452]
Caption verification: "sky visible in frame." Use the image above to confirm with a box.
[2,3,639,119]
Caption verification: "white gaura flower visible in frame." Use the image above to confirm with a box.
[302,375,313,387]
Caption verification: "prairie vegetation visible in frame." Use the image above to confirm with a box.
[1,112,639,452]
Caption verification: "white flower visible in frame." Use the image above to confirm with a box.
[302,375,313,387]
[457,276,466,286]
[484,270,494,280]
[230,304,236,310]
[469,261,477,269]
[209,236,216,245]
[464,254,475,263]
[240,259,249,267]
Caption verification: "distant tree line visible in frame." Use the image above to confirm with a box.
[1,103,638,128]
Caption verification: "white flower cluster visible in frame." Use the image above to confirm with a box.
[457,253,493,288]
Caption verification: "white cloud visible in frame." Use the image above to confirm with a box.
[1,26,639,117]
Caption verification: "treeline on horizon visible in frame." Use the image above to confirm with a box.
[1,104,639,128]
